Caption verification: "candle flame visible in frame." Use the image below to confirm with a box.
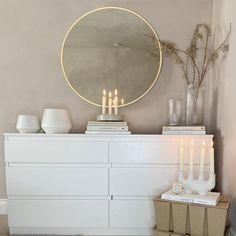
[190,140,194,147]
[121,98,124,105]
[114,89,118,96]
[202,140,206,147]
[180,140,184,146]
[109,91,112,98]
[103,89,106,96]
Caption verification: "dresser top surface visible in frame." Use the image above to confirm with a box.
[3,133,214,141]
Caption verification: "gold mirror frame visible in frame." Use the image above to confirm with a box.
[61,7,162,107]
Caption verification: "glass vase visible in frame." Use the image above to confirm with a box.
[186,84,204,126]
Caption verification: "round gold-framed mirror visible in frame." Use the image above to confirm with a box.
[61,7,162,107]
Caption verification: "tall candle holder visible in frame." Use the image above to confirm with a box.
[97,89,124,121]
[178,141,215,195]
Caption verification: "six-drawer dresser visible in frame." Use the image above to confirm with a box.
[4,133,213,235]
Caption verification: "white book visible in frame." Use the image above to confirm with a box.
[88,121,127,126]
[162,130,206,135]
[162,126,205,131]
[161,189,221,206]
[85,131,131,135]
[87,126,129,131]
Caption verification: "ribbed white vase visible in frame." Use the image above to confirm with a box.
[16,115,40,133]
[41,109,72,134]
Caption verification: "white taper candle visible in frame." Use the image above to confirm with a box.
[179,140,184,172]
[114,89,118,115]
[200,140,206,173]
[189,140,194,173]
[210,141,215,174]
[102,89,106,115]
[108,91,112,115]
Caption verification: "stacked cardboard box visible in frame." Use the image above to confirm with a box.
[154,196,230,236]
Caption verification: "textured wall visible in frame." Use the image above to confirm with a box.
[212,0,236,232]
[0,0,212,197]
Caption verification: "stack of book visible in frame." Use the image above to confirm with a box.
[162,126,206,135]
[161,188,221,206]
[85,121,131,134]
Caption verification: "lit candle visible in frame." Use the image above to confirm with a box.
[210,141,215,174]
[179,140,184,172]
[114,89,118,115]
[121,98,124,105]
[189,140,194,173]
[200,140,206,173]
[102,89,106,115]
[108,91,112,115]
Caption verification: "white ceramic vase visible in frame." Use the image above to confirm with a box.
[16,115,40,133]
[41,109,72,134]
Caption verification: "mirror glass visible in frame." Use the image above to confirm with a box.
[61,7,162,106]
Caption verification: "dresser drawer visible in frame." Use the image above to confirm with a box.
[110,200,155,228]
[110,167,177,196]
[8,199,108,227]
[110,141,211,164]
[4,140,108,163]
[6,167,108,196]
[110,141,178,164]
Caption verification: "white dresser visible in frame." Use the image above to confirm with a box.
[4,133,213,235]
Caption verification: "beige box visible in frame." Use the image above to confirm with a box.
[154,195,230,236]
[154,228,230,236]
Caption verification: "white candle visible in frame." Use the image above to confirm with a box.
[189,140,194,173]
[108,91,112,115]
[114,89,118,115]
[102,89,106,115]
[179,140,184,172]
[210,141,215,174]
[200,140,206,173]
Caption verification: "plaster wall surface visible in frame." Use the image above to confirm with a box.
[0,0,212,197]
[212,0,236,231]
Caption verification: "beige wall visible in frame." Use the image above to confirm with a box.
[212,0,236,232]
[0,0,212,197]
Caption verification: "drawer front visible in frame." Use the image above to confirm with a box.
[8,199,108,227]
[110,167,177,196]
[110,141,211,164]
[6,167,108,196]
[4,140,108,163]
[110,200,155,228]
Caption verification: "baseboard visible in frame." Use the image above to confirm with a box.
[0,199,8,215]
[229,227,236,236]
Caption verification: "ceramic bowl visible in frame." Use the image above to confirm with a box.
[41,109,72,134]
[16,115,40,133]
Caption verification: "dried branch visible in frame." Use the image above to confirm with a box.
[147,23,231,87]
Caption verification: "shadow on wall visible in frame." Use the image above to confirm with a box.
[214,128,224,192]
[211,84,223,192]
[229,200,236,234]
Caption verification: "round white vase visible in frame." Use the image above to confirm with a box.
[41,109,72,134]
[16,115,40,133]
